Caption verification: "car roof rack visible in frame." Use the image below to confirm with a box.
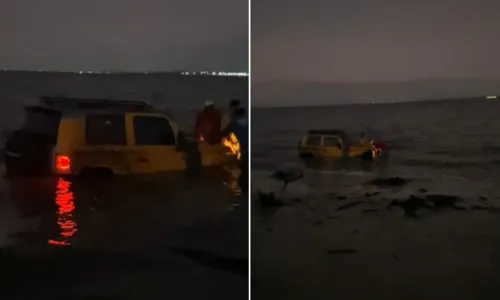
[308,129,347,136]
[39,96,152,110]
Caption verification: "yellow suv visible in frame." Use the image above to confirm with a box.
[298,129,380,161]
[4,97,238,176]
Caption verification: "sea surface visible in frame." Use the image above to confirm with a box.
[251,98,500,299]
[252,98,500,198]
[0,71,248,299]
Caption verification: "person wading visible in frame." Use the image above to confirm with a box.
[195,100,222,145]
[221,99,241,132]
[221,107,248,192]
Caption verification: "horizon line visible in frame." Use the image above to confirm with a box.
[0,69,249,74]
[252,95,489,109]
[251,76,500,84]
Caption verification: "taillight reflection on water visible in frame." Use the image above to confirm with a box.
[48,177,78,246]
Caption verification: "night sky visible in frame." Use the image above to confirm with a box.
[0,0,248,72]
[253,0,500,82]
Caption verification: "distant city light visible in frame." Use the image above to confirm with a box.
[0,69,248,77]
[181,71,248,77]
[486,95,497,99]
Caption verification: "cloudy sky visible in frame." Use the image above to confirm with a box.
[252,0,500,82]
[0,0,248,72]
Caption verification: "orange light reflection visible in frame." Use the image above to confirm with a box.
[48,177,78,246]
[222,132,241,160]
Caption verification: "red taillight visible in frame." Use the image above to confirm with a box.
[55,155,71,172]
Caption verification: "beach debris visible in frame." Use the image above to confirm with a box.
[365,192,380,197]
[389,194,466,217]
[418,188,427,193]
[337,196,346,200]
[471,205,500,213]
[479,196,488,201]
[367,177,411,187]
[257,191,283,207]
[388,195,434,218]
[336,201,365,211]
[425,194,462,207]
[272,168,304,189]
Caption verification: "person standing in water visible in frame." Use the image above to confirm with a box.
[359,132,371,148]
[195,100,221,145]
[221,99,241,131]
[359,132,374,161]
[221,107,248,192]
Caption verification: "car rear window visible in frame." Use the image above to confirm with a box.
[305,135,321,146]
[22,109,62,143]
[85,114,127,145]
[133,116,176,146]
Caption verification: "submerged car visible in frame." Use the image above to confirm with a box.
[298,129,388,161]
[4,96,239,176]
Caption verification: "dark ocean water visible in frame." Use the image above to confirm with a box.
[0,71,248,143]
[252,98,500,199]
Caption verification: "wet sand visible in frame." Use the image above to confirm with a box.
[251,180,500,299]
[0,167,248,299]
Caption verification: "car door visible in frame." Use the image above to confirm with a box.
[322,136,343,157]
[128,113,186,173]
[301,135,322,156]
[75,113,133,174]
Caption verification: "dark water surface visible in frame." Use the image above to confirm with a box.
[252,99,500,299]
[253,98,500,194]
[0,72,248,299]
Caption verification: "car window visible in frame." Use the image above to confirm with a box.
[305,135,321,146]
[86,114,127,145]
[133,116,176,146]
[323,136,342,149]
[23,109,62,143]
